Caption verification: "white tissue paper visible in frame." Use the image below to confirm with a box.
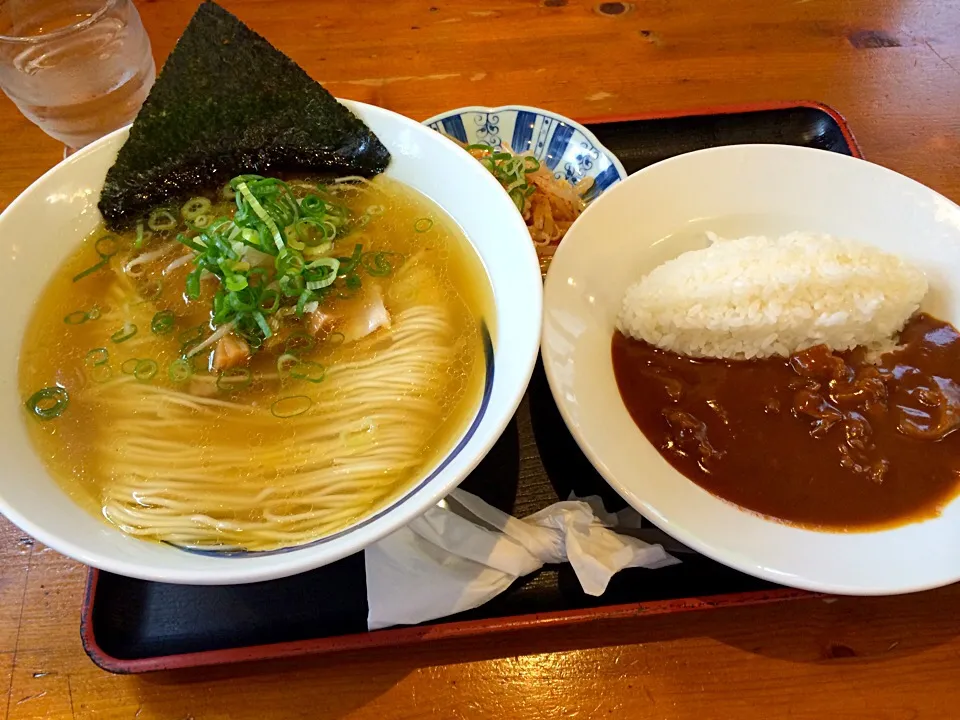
[365,489,681,630]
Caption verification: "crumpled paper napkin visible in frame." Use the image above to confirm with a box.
[365,489,680,630]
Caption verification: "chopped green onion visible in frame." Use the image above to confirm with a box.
[64,310,92,325]
[216,367,252,391]
[167,358,193,383]
[95,235,119,257]
[150,310,176,335]
[86,347,109,366]
[338,244,364,275]
[181,197,212,221]
[148,209,177,231]
[74,234,119,282]
[284,332,316,356]
[121,358,140,375]
[190,214,213,230]
[289,360,325,384]
[85,348,112,382]
[137,279,163,301]
[305,257,339,290]
[134,221,147,250]
[134,359,158,382]
[276,353,300,374]
[326,331,345,347]
[111,323,138,343]
[361,251,403,277]
[25,386,69,421]
[259,289,280,314]
[270,395,312,418]
[72,256,108,283]
[253,311,272,338]
[414,217,434,233]
[236,181,284,251]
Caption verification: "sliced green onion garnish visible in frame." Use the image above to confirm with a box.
[134,359,158,382]
[414,217,434,233]
[167,358,193,383]
[236,181,284,251]
[150,310,176,335]
[270,395,312,418]
[111,323,137,343]
[289,360,325,384]
[259,289,280,314]
[148,209,177,231]
[276,353,300,374]
[216,367,251,391]
[25,386,69,421]
[86,347,109,366]
[304,257,339,290]
[508,188,525,211]
[181,197,212,221]
[361,251,403,277]
[64,310,92,325]
[326,331,345,347]
[121,358,140,375]
[72,257,108,283]
[284,331,316,356]
[338,244,364,275]
[95,235,119,258]
[134,221,147,250]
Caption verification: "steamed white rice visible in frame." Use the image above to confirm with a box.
[617,232,928,359]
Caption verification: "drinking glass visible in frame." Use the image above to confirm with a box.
[0,0,155,149]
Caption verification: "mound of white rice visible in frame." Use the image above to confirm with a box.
[617,232,928,359]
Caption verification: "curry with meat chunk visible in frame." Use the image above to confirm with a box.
[611,313,960,529]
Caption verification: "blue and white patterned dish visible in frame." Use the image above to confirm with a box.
[423,105,628,204]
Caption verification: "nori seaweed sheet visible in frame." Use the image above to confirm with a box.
[98,1,390,229]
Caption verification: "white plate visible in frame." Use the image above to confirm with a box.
[542,144,960,595]
[0,100,542,585]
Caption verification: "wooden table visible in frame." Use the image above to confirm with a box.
[2,0,960,717]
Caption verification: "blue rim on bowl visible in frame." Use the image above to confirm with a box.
[423,105,628,204]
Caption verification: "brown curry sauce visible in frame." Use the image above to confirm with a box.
[611,313,960,529]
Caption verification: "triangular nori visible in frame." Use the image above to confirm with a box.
[98,0,390,229]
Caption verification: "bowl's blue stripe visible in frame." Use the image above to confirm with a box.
[170,319,496,558]
[544,123,574,170]
[441,117,467,143]
[583,164,622,202]
[511,111,537,152]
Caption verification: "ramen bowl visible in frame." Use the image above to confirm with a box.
[0,101,541,584]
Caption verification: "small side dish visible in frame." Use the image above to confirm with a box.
[614,231,960,530]
[461,142,588,270]
[423,105,628,274]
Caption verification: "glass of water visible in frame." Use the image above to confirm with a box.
[0,0,155,150]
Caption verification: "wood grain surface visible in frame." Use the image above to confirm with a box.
[2,0,960,717]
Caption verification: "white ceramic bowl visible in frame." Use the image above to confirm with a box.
[0,100,542,584]
[543,144,960,595]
